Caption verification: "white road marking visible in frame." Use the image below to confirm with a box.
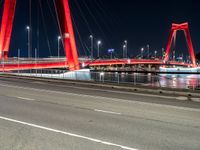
[32,81,46,85]
[0,116,138,150]
[16,97,35,101]
[0,83,200,112]
[176,97,188,101]
[94,109,121,115]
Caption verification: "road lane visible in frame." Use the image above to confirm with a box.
[0,76,200,109]
[0,77,200,150]
[0,82,199,127]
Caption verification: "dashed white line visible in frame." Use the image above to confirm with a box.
[0,116,138,150]
[16,97,35,101]
[94,109,121,115]
[176,97,188,101]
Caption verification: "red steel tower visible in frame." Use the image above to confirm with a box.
[0,0,80,71]
[0,0,16,59]
[164,23,197,67]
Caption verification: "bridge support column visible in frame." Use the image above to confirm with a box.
[0,0,17,59]
[55,0,80,71]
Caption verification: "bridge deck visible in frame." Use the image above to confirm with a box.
[0,58,193,71]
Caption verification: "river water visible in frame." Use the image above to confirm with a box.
[95,72,200,90]
[159,74,200,89]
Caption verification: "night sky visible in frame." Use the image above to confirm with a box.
[1,0,200,59]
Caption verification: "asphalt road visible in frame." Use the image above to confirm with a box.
[0,76,200,150]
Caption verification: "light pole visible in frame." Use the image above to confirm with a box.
[57,36,61,59]
[124,40,128,58]
[89,35,94,60]
[141,48,144,59]
[162,48,165,59]
[123,45,126,58]
[111,51,113,59]
[154,50,157,58]
[173,50,176,61]
[35,48,37,74]
[97,40,101,58]
[147,44,150,59]
[108,49,114,59]
[18,49,20,74]
[26,26,31,59]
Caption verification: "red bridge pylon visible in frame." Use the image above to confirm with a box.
[0,0,80,71]
[164,23,197,67]
[0,0,16,59]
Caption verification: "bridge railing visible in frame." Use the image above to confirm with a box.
[1,69,200,90]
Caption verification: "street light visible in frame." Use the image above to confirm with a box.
[123,45,126,58]
[18,49,20,74]
[89,35,94,60]
[57,36,61,59]
[26,26,31,58]
[124,40,128,58]
[173,50,176,61]
[97,40,101,58]
[162,48,165,59]
[154,50,157,58]
[147,44,150,59]
[108,49,115,59]
[35,48,38,74]
[141,48,144,59]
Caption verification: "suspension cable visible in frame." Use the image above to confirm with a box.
[74,0,93,35]
[38,0,52,56]
[53,0,64,49]
[81,0,112,47]
[47,0,58,31]
[71,14,88,56]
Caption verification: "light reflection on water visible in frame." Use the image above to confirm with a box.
[98,72,200,89]
[159,74,200,89]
